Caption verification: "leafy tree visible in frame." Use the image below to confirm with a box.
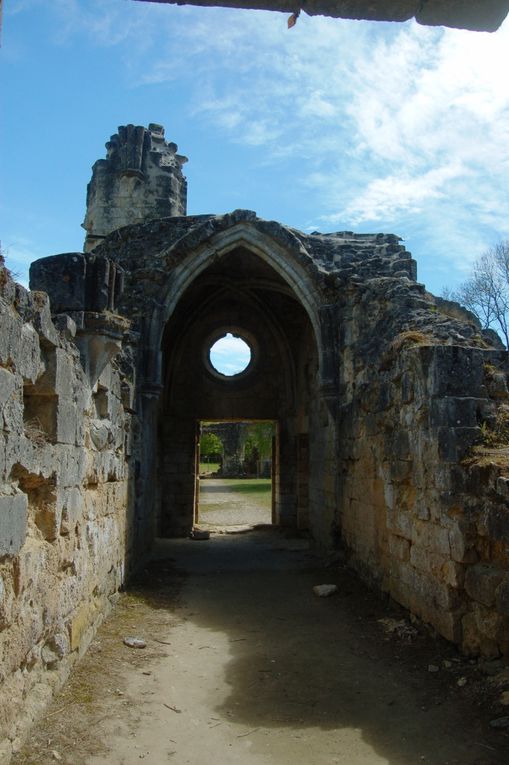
[200,432,223,462]
[443,241,509,348]
[244,422,273,461]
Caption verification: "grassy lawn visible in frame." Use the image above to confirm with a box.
[199,462,220,474]
[198,478,273,521]
[220,478,272,510]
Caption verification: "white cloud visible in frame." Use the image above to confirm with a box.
[6,2,509,295]
[340,162,468,224]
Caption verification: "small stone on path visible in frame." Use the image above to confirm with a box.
[123,636,147,649]
[313,584,337,597]
[489,716,509,729]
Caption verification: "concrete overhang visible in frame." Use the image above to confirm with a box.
[133,0,509,32]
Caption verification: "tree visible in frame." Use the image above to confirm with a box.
[443,241,509,348]
[200,432,223,463]
[244,422,273,461]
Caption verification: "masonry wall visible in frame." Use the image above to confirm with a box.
[0,263,133,762]
[336,275,509,657]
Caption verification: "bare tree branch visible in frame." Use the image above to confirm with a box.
[442,241,509,348]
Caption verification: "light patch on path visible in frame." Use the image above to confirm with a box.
[198,478,272,527]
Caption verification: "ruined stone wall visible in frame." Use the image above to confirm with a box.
[0,261,133,762]
[334,274,509,656]
[78,203,509,657]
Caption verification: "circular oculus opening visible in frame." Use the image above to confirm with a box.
[209,333,252,377]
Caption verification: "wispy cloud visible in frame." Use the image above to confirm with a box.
[130,10,508,254]
[6,2,509,293]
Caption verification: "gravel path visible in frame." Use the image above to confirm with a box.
[11,531,509,765]
[197,478,272,527]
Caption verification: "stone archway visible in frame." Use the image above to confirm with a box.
[157,238,320,536]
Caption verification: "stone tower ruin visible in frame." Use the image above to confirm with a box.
[82,123,187,252]
[2,122,509,760]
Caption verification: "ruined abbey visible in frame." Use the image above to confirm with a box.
[1,122,509,760]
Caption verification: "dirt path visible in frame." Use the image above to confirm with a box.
[197,478,272,527]
[12,530,509,765]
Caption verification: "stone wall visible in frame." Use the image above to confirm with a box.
[84,204,509,660]
[0,259,134,762]
[334,274,509,656]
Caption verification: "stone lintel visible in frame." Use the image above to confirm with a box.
[133,0,509,32]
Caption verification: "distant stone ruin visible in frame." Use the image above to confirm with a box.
[1,122,509,760]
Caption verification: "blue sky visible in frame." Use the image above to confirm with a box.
[210,333,251,375]
[2,0,509,299]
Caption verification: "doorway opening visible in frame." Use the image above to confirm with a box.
[195,420,277,529]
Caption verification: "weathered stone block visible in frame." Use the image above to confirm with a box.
[0,369,22,434]
[496,476,509,500]
[412,520,451,556]
[28,291,60,348]
[32,348,75,397]
[0,491,28,556]
[449,523,476,563]
[389,459,413,482]
[56,397,78,445]
[17,324,41,383]
[428,346,485,397]
[462,606,508,657]
[465,564,504,607]
[90,419,112,451]
[442,560,464,588]
[437,426,480,462]
[0,301,21,367]
[57,486,84,534]
[400,372,414,404]
[390,429,411,459]
[69,599,97,652]
[388,534,410,561]
[481,505,509,542]
[0,368,16,409]
[410,544,447,576]
[430,397,480,428]
[495,575,509,615]
[387,508,413,539]
[52,313,77,339]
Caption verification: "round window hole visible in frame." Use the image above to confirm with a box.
[209,333,252,377]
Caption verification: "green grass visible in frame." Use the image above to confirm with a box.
[220,478,272,510]
[199,462,220,474]
[220,478,271,494]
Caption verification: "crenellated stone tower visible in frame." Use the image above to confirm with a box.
[82,123,188,252]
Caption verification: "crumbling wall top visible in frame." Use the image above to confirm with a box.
[82,123,188,253]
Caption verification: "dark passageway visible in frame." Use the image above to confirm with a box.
[12,530,509,765]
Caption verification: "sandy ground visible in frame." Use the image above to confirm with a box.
[197,478,272,527]
[12,529,509,765]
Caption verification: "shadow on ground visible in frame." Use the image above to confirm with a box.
[141,530,509,765]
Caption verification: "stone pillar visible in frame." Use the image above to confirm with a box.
[82,123,188,252]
